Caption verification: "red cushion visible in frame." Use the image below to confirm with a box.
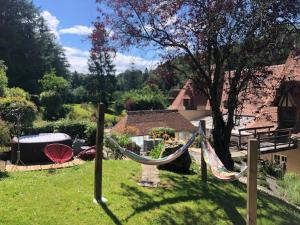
[44,144,74,164]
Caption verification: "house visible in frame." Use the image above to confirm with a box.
[111,110,196,147]
[168,81,211,120]
[169,50,300,174]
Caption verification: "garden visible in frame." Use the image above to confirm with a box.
[1,161,300,225]
[1,0,300,225]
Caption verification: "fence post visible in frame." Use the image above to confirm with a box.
[200,120,207,183]
[247,139,259,225]
[94,103,107,204]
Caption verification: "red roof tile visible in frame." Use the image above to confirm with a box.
[111,110,196,136]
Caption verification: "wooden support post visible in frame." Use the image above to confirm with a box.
[94,103,107,204]
[200,120,207,183]
[247,139,259,225]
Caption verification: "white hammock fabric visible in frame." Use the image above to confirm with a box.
[105,124,203,166]
[105,132,197,166]
[200,137,248,181]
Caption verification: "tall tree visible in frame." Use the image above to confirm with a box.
[0,0,69,94]
[88,22,116,106]
[96,0,300,169]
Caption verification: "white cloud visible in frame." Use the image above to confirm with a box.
[63,46,158,74]
[41,11,60,37]
[115,53,159,74]
[59,25,93,36]
[63,47,90,74]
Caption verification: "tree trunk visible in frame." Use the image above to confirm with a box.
[211,107,234,171]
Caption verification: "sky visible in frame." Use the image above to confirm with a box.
[32,0,159,74]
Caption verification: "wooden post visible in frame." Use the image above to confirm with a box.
[94,103,107,204]
[200,120,207,183]
[247,139,259,225]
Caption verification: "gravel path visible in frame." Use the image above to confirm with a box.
[139,164,160,187]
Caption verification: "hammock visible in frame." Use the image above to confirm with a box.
[105,127,200,166]
[200,138,247,181]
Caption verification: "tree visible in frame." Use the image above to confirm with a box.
[116,69,145,91]
[0,61,8,97]
[88,23,116,106]
[39,70,70,120]
[114,86,167,113]
[96,0,300,169]
[0,0,69,94]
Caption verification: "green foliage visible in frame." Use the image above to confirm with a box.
[26,120,95,144]
[104,132,141,158]
[39,70,70,120]
[65,104,119,126]
[72,86,88,103]
[40,91,63,120]
[104,133,130,160]
[116,69,148,91]
[0,97,37,126]
[278,173,300,206]
[149,141,164,159]
[66,104,95,120]
[0,62,8,97]
[0,120,12,147]
[4,87,30,100]
[260,160,285,178]
[149,127,175,140]
[115,86,167,112]
[39,69,69,93]
[0,0,69,94]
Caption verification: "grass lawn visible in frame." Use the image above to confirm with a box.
[0,160,299,225]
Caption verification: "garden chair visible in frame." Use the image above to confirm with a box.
[44,144,74,164]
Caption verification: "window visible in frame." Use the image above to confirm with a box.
[273,154,287,165]
[278,107,296,128]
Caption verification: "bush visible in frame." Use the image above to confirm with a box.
[0,97,37,126]
[40,91,63,120]
[4,87,30,100]
[114,87,167,112]
[149,127,175,140]
[278,173,300,206]
[25,120,97,145]
[0,62,8,97]
[149,141,164,159]
[0,120,12,147]
[104,133,141,159]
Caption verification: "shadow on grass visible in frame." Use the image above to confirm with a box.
[0,171,9,180]
[116,171,300,225]
[100,203,123,225]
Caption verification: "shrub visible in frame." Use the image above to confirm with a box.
[0,62,8,97]
[115,87,167,112]
[149,141,164,159]
[4,87,30,100]
[0,97,37,126]
[40,91,63,120]
[278,173,300,206]
[39,69,69,93]
[149,127,175,140]
[0,120,12,147]
[104,133,141,159]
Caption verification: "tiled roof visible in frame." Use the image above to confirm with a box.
[111,110,196,136]
[169,50,300,131]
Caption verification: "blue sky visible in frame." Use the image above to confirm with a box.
[32,0,158,74]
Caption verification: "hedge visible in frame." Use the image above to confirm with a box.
[25,120,96,145]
